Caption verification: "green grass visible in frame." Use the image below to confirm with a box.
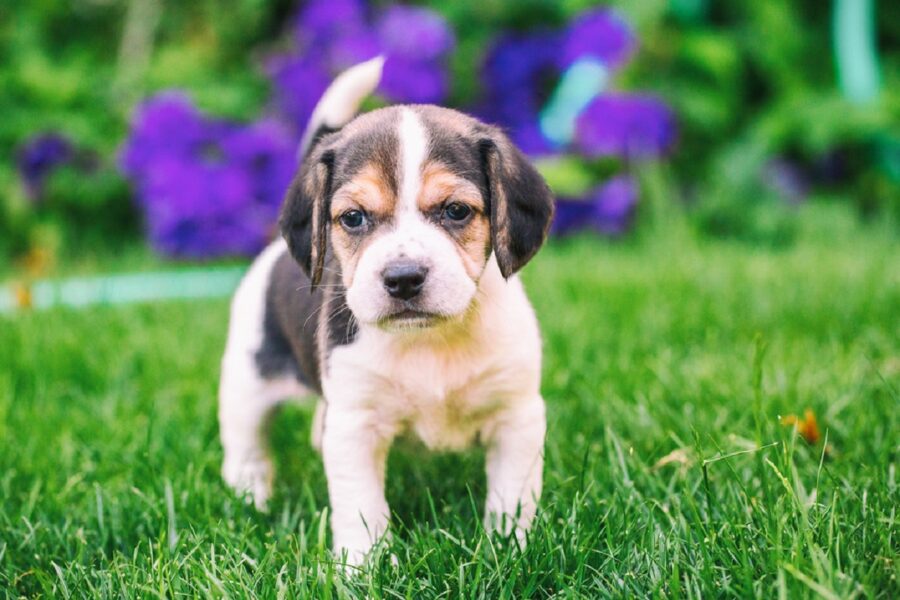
[2,206,898,598]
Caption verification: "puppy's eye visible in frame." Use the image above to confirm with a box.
[339,209,367,231]
[442,202,471,223]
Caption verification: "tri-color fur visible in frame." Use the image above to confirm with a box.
[219,57,555,565]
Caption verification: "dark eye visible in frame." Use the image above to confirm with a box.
[443,202,471,223]
[339,209,367,231]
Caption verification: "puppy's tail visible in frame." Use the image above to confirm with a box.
[298,56,385,160]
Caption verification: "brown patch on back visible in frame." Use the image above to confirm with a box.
[419,161,491,280]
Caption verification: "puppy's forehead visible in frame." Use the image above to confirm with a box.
[416,105,488,188]
[329,108,401,194]
[328,106,488,194]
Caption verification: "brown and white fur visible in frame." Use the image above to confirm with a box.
[218,57,554,565]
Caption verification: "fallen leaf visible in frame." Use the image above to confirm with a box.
[780,409,820,444]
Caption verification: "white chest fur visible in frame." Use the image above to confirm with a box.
[322,265,543,451]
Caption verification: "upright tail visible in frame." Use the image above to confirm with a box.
[298,56,385,160]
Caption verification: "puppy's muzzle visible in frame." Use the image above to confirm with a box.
[382,261,428,300]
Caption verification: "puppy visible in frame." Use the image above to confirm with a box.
[218,57,554,565]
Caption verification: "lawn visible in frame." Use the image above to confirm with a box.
[1,205,898,598]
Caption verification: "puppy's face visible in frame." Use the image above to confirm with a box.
[281,105,554,330]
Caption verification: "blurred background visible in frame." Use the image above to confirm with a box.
[1,0,898,288]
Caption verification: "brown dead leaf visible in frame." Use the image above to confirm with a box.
[780,409,820,444]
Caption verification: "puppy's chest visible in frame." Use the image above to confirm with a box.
[348,344,514,451]
[397,367,507,451]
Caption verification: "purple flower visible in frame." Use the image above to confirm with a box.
[475,7,669,161]
[140,158,258,257]
[16,133,74,199]
[295,0,368,47]
[591,176,638,234]
[477,32,561,155]
[271,2,455,130]
[481,32,560,120]
[575,94,676,159]
[376,6,455,62]
[120,93,297,258]
[325,28,382,72]
[560,8,636,70]
[511,121,558,156]
[380,55,449,104]
[266,55,331,134]
[553,175,637,236]
[374,6,454,104]
[219,119,298,211]
[551,197,594,236]
[120,93,212,178]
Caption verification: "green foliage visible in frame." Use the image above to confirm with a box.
[1,0,898,263]
[627,0,899,235]
[1,208,898,596]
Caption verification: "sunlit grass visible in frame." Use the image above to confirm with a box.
[1,205,898,597]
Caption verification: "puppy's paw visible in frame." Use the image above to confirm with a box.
[222,454,273,511]
[333,544,397,576]
[484,511,529,549]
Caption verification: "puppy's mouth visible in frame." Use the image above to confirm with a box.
[377,308,448,329]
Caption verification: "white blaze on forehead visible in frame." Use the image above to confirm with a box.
[397,109,429,215]
[345,108,480,324]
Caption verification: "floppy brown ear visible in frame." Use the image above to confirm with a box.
[479,135,555,278]
[279,149,335,288]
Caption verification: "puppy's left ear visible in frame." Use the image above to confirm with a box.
[279,148,335,288]
[479,134,555,278]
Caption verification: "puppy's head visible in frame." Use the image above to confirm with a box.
[280,105,554,330]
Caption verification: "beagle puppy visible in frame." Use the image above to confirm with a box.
[219,57,554,565]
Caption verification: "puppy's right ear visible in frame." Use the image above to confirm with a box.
[279,149,335,288]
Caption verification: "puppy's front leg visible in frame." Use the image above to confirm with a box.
[484,396,546,544]
[322,405,392,565]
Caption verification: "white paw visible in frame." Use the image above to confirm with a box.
[485,511,530,548]
[333,546,398,575]
[332,529,396,574]
[222,453,273,511]
[330,547,368,578]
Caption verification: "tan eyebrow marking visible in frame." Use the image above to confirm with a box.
[415,160,490,280]
[417,162,483,213]
[330,163,397,219]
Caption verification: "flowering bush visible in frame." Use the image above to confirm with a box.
[478,7,676,237]
[269,0,454,135]
[120,94,296,257]
[116,3,675,258]
[5,0,900,263]
[120,0,457,258]
[575,94,677,160]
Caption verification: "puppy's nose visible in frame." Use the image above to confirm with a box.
[383,262,428,300]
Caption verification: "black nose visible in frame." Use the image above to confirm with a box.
[383,262,428,300]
